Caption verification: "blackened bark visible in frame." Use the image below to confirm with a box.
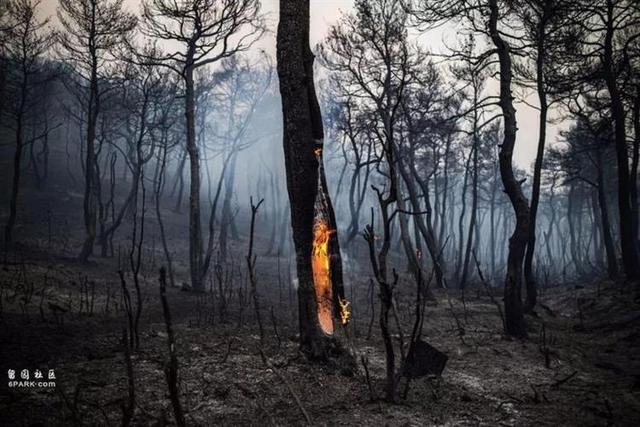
[4,58,27,245]
[489,165,499,279]
[603,0,640,280]
[488,0,529,338]
[78,41,100,262]
[595,153,618,278]
[159,267,186,427]
[247,198,265,342]
[345,137,372,246]
[456,150,471,283]
[438,135,452,246]
[404,162,446,289]
[99,94,149,257]
[524,7,549,312]
[220,151,239,261]
[156,141,176,288]
[631,87,639,244]
[185,66,205,291]
[461,87,480,289]
[172,149,187,212]
[544,186,556,274]
[277,0,343,358]
[567,184,583,277]
[399,120,445,289]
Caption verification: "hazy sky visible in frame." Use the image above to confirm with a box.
[40,0,560,170]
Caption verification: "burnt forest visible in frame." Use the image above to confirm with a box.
[0,0,639,425]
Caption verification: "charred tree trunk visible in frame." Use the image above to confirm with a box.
[159,267,185,427]
[603,0,640,280]
[31,113,51,190]
[489,0,529,338]
[346,151,372,246]
[567,185,582,276]
[185,65,205,292]
[277,0,345,358]
[405,163,446,289]
[524,8,550,312]
[0,57,6,125]
[461,92,480,289]
[78,50,100,262]
[596,152,618,279]
[544,187,557,275]
[438,134,452,246]
[156,141,176,288]
[171,149,187,212]
[591,187,604,269]
[456,150,471,284]
[247,197,265,342]
[265,171,279,255]
[4,58,28,246]
[489,169,498,280]
[631,86,640,245]
[401,117,445,289]
[220,151,239,261]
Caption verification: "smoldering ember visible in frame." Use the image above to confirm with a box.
[0,0,639,425]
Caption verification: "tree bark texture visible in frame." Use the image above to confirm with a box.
[277,0,345,358]
[488,0,529,338]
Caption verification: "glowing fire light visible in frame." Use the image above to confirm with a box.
[312,219,335,335]
[339,297,351,325]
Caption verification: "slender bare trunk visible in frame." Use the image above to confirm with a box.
[596,152,618,278]
[461,91,480,288]
[603,0,639,280]
[4,63,28,245]
[489,0,529,338]
[78,47,100,262]
[524,12,549,312]
[185,65,204,291]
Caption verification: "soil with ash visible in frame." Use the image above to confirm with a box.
[0,239,639,426]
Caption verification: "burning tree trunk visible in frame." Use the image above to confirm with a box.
[277,0,349,358]
[312,149,349,335]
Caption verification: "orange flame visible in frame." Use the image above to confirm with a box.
[339,297,351,325]
[312,219,335,335]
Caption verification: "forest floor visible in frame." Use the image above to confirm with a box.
[0,235,639,426]
[0,173,638,426]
